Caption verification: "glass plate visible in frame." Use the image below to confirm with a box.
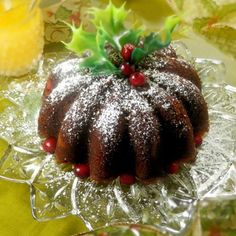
[0,42,235,235]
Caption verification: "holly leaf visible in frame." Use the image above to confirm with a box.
[66,25,97,54]
[143,33,164,51]
[81,55,118,75]
[131,48,147,64]
[131,16,180,64]
[89,1,136,51]
[165,15,181,34]
[65,2,142,75]
[119,29,142,47]
[90,1,127,36]
[65,2,177,74]
[131,33,167,64]
[66,25,118,74]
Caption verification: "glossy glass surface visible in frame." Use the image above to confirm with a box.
[0,43,235,235]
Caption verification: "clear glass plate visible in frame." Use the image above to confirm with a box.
[0,42,235,235]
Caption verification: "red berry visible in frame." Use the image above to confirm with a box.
[121,43,135,61]
[129,72,146,87]
[194,135,203,147]
[44,79,53,96]
[74,164,90,178]
[42,137,57,154]
[120,174,135,185]
[120,62,135,76]
[168,162,179,174]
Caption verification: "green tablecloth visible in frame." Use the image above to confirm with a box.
[0,180,87,236]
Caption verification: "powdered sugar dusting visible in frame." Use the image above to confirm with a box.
[144,69,202,108]
[60,77,112,143]
[48,73,92,104]
[141,85,190,132]
[93,100,123,151]
[89,78,128,153]
[129,110,159,157]
[52,58,83,81]
[155,72,205,112]
[143,70,208,133]
[123,88,152,115]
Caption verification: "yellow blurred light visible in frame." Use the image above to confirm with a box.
[0,0,44,77]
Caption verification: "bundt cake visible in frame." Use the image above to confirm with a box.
[38,3,209,184]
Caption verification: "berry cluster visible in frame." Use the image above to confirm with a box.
[120,43,146,87]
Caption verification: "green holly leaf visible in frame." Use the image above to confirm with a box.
[89,1,139,51]
[165,15,180,34]
[131,33,167,64]
[119,29,142,47]
[65,2,177,75]
[65,2,142,75]
[91,1,127,37]
[66,25,97,54]
[131,16,180,64]
[66,24,118,75]
[144,33,164,51]
[131,48,147,64]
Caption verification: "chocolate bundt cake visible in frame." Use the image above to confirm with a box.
[38,3,209,184]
